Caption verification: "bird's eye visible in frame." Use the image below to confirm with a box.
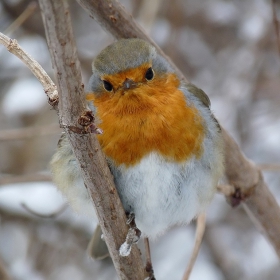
[145,67,154,81]
[102,80,113,92]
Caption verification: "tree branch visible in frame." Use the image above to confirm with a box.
[4,1,38,36]
[38,0,147,279]
[76,0,185,81]
[0,32,58,106]
[76,0,280,259]
[222,125,280,257]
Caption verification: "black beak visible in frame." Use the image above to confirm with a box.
[123,78,137,90]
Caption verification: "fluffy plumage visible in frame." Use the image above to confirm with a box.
[50,38,224,239]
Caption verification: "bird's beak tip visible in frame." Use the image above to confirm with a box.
[123,78,136,90]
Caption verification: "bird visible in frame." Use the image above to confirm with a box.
[50,38,224,259]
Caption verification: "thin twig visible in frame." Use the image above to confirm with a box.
[182,213,206,280]
[0,124,61,141]
[144,238,152,270]
[144,238,154,278]
[0,32,58,106]
[4,2,38,36]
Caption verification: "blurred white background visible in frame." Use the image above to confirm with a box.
[0,0,280,279]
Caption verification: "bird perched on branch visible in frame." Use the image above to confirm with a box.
[50,38,224,259]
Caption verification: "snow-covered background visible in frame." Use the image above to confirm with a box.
[0,0,280,279]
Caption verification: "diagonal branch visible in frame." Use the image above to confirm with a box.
[76,0,185,80]
[4,1,38,36]
[76,0,280,258]
[0,32,58,106]
[222,130,280,257]
[38,0,147,279]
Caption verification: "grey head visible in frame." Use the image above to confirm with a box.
[87,38,173,94]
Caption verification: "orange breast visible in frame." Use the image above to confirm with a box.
[86,72,205,167]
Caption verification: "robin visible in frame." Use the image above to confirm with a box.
[50,38,224,260]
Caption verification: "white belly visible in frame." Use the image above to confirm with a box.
[110,152,217,238]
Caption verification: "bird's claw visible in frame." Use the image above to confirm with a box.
[119,212,142,257]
